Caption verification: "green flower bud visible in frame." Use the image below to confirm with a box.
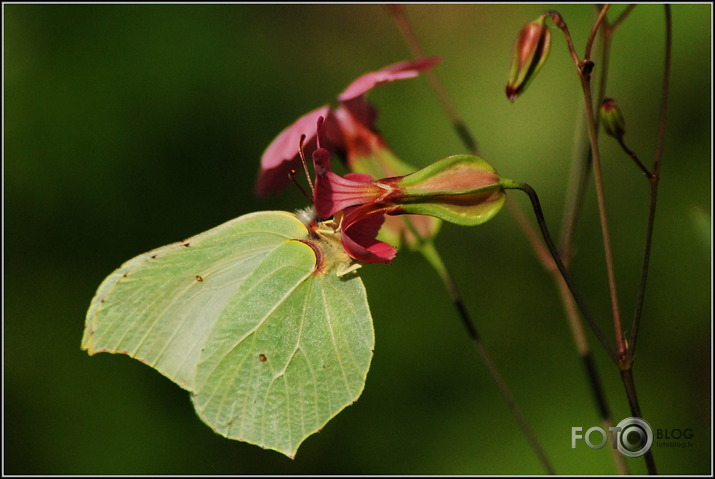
[506,15,552,102]
[600,97,626,140]
[395,155,506,226]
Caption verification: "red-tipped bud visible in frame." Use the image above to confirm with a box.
[600,97,626,140]
[506,15,552,102]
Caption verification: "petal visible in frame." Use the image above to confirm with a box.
[344,172,374,182]
[255,105,331,197]
[314,170,385,219]
[337,57,441,102]
[329,104,385,159]
[341,205,398,263]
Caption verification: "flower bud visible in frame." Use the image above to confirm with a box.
[600,97,626,140]
[394,155,506,226]
[506,15,552,102]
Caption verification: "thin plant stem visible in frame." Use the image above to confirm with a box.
[584,5,611,60]
[559,6,610,262]
[620,369,658,474]
[546,11,581,68]
[592,17,635,475]
[506,197,556,271]
[551,8,627,357]
[504,181,618,361]
[397,216,556,473]
[610,4,637,31]
[628,4,671,359]
[555,10,628,475]
[387,7,558,471]
[616,137,652,178]
[387,5,643,474]
[551,7,664,474]
[418,240,556,475]
[386,5,478,154]
[558,99,592,265]
[552,271,627,475]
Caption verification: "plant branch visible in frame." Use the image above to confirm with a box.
[616,138,652,178]
[610,4,637,32]
[506,197,557,271]
[557,5,611,262]
[387,6,640,474]
[419,240,556,475]
[505,181,618,361]
[551,7,665,474]
[555,11,628,474]
[628,4,672,361]
[546,11,581,69]
[386,4,478,154]
[551,9,627,357]
[584,5,611,60]
[620,369,658,474]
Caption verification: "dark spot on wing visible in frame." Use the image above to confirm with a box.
[258,353,268,362]
[195,275,204,282]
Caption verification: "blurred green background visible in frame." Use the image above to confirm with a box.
[4,4,711,475]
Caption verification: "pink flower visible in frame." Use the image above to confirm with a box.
[310,141,505,264]
[310,143,399,263]
[255,58,440,197]
[340,204,399,263]
[257,59,506,266]
[337,57,441,103]
[255,105,331,197]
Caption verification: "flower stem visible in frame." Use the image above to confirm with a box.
[386,4,479,155]
[503,180,618,361]
[551,7,667,475]
[610,4,637,31]
[418,239,556,475]
[628,4,672,360]
[620,368,658,474]
[555,13,628,473]
[617,138,652,178]
[550,8,627,357]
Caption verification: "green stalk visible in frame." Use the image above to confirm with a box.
[398,215,555,473]
[418,238,555,475]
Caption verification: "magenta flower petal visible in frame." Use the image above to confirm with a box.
[337,57,441,102]
[312,147,386,219]
[341,205,397,264]
[344,172,374,182]
[256,104,331,197]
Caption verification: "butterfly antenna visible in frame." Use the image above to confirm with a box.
[298,134,315,197]
[288,168,313,203]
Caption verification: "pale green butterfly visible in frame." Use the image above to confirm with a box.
[81,207,374,458]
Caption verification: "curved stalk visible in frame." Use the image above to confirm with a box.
[504,181,617,361]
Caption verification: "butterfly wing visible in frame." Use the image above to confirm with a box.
[82,210,374,457]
